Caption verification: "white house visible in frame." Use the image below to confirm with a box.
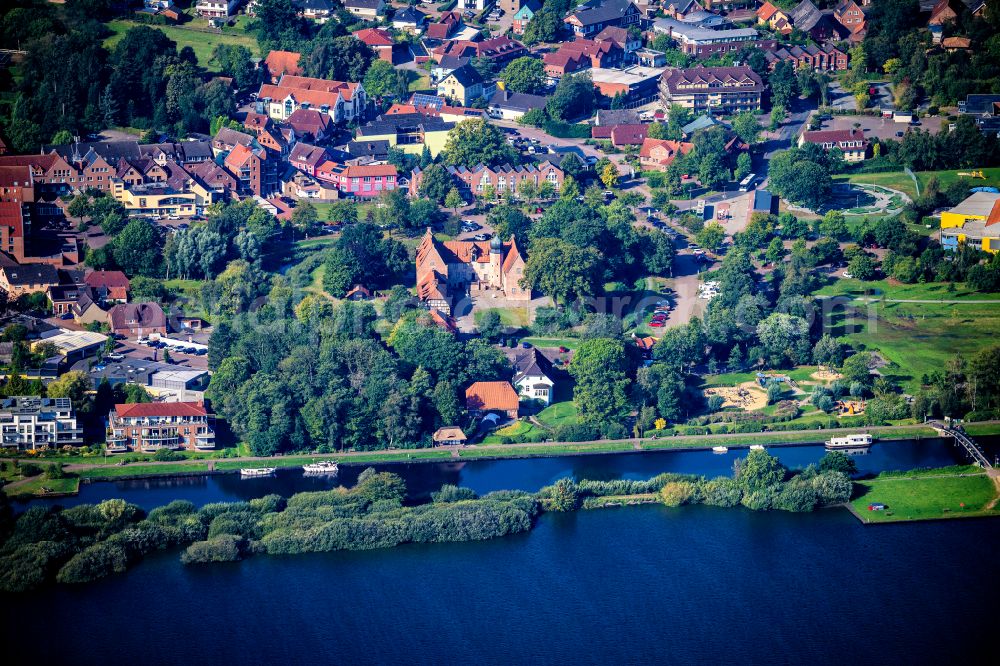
[512,348,555,405]
[196,0,241,18]
[343,0,385,19]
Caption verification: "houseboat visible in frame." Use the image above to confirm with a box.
[303,460,339,474]
[240,467,276,477]
[712,446,729,454]
[826,434,873,450]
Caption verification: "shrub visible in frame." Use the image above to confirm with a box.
[0,540,74,592]
[701,478,742,507]
[659,481,699,507]
[554,423,600,442]
[250,494,286,514]
[812,471,853,505]
[772,481,818,512]
[431,484,478,503]
[18,462,42,477]
[44,463,68,479]
[56,541,131,584]
[740,487,777,511]
[818,451,857,475]
[540,478,580,511]
[181,535,245,565]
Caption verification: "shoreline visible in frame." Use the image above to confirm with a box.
[5,422,996,495]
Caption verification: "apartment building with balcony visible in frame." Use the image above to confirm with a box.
[659,65,764,115]
[106,401,215,452]
[0,397,82,450]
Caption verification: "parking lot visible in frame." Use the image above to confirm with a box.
[816,113,946,142]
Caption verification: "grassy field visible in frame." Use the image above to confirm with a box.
[103,20,261,67]
[475,307,531,328]
[3,475,81,497]
[842,167,1000,200]
[520,337,580,350]
[814,278,995,301]
[850,468,1000,523]
[76,463,212,479]
[829,299,1000,391]
[481,420,547,444]
[407,70,432,93]
[460,441,637,458]
[536,401,578,428]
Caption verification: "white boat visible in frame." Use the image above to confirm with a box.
[826,434,873,450]
[302,460,339,474]
[240,467,276,477]
[712,446,729,454]
[749,444,765,451]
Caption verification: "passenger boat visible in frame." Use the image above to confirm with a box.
[302,460,339,474]
[749,444,765,451]
[240,467,276,477]
[712,446,729,454]
[825,434,873,450]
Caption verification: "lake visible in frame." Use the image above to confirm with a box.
[3,438,999,664]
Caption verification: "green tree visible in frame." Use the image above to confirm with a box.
[731,111,761,145]
[848,253,878,280]
[546,72,595,122]
[291,201,321,236]
[444,187,465,213]
[363,59,399,99]
[477,310,504,342]
[112,219,162,277]
[695,222,725,252]
[500,56,546,94]
[818,451,858,475]
[600,162,619,189]
[443,118,518,167]
[46,371,92,411]
[734,449,786,493]
[818,210,850,240]
[734,152,753,181]
[569,338,631,426]
[418,163,454,204]
[521,238,602,304]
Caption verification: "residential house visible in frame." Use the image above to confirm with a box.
[512,0,542,35]
[510,348,555,405]
[500,0,528,12]
[488,89,548,120]
[224,143,278,197]
[293,0,335,22]
[106,401,214,452]
[258,75,368,124]
[564,0,641,37]
[354,27,398,64]
[196,0,240,17]
[85,270,130,302]
[288,142,329,176]
[788,0,845,41]
[432,55,472,84]
[929,0,964,24]
[764,43,849,71]
[596,109,641,126]
[433,36,528,66]
[543,38,624,77]
[663,0,705,18]
[416,230,529,315]
[593,124,649,147]
[651,18,776,58]
[386,100,485,122]
[659,65,764,115]
[108,302,168,338]
[0,262,58,297]
[437,64,485,106]
[0,397,82,450]
[833,0,867,41]
[939,191,1000,252]
[756,1,792,34]
[346,139,392,163]
[639,137,694,171]
[465,381,520,419]
[393,6,428,33]
[432,426,467,446]
[286,108,332,142]
[355,113,455,157]
[315,162,398,198]
[426,11,463,40]
[594,25,643,55]
[798,128,868,162]
[212,127,255,155]
[188,160,239,198]
[263,50,303,83]
[410,161,564,199]
[343,0,384,19]
[942,36,972,52]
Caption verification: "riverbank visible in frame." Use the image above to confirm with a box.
[848,466,1000,524]
[3,422,996,498]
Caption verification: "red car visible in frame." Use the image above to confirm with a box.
[649,321,665,327]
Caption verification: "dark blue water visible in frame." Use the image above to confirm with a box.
[19,437,984,512]
[3,504,997,664]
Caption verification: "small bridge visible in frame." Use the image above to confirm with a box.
[929,421,993,469]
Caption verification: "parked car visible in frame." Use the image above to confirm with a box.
[649,321,665,327]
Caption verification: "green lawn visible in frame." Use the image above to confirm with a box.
[536,401,578,428]
[842,167,1000,200]
[76,463,211,479]
[520,337,580,350]
[3,475,80,498]
[475,307,530,328]
[481,419,547,444]
[814,278,995,301]
[828,299,1000,391]
[460,441,636,458]
[103,20,260,67]
[850,469,999,523]
[407,70,431,93]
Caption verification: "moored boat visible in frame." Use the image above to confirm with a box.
[749,444,765,451]
[826,434,873,450]
[240,467,276,477]
[303,460,339,474]
[712,446,728,454]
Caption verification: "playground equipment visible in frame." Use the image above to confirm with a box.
[957,170,986,179]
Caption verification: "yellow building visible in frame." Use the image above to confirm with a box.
[111,178,214,217]
[940,191,1000,252]
[355,113,454,157]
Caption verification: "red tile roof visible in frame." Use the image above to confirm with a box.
[264,50,303,79]
[354,27,394,47]
[114,401,208,418]
[611,124,648,146]
[465,381,519,412]
[85,270,130,290]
